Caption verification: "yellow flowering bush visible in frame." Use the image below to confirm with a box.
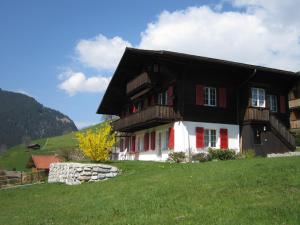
[76,122,116,162]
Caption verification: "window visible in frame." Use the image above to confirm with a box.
[158,93,163,105]
[163,130,169,150]
[204,87,216,106]
[204,129,216,148]
[269,95,277,112]
[251,88,265,107]
[158,91,168,105]
[137,136,144,152]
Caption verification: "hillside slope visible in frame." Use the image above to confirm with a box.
[0,89,77,150]
[0,123,103,171]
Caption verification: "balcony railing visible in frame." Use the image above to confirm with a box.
[289,99,300,109]
[113,105,180,131]
[126,72,151,95]
[243,107,269,122]
[290,120,300,129]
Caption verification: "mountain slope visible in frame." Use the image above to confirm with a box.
[0,89,77,150]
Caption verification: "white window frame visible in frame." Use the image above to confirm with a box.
[269,95,278,112]
[204,129,216,148]
[204,87,217,107]
[251,87,266,108]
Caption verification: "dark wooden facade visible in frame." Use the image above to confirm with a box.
[97,48,299,155]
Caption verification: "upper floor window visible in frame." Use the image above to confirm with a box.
[204,87,216,106]
[269,95,278,112]
[251,88,265,107]
[158,90,168,105]
[204,129,216,148]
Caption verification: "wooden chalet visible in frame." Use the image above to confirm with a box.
[97,48,299,160]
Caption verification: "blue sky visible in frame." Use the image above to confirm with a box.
[1,0,300,129]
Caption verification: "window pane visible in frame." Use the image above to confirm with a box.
[204,130,209,147]
[204,88,209,105]
[210,88,216,106]
[210,130,216,147]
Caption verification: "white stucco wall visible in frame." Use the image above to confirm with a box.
[174,121,240,153]
[121,121,240,161]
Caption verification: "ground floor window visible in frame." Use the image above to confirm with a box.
[137,136,144,152]
[204,129,216,148]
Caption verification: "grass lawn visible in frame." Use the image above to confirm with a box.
[0,157,300,225]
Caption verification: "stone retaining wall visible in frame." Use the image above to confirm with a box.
[48,163,119,185]
[267,151,300,158]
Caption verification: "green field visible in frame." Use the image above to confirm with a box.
[0,123,103,171]
[0,157,300,225]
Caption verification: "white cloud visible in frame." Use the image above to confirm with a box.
[138,4,300,71]
[75,34,132,71]
[58,70,111,96]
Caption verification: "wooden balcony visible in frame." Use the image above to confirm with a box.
[290,120,300,129]
[243,107,269,122]
[112,105,180,132]
[289,99,300,109]
[126,72,151,95]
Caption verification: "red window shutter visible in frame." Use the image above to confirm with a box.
[279,95,286,113]
[131,136,136,152]
[167,86,174,106]
[196,85,204,105]
[168,127,174,149]
[132,104,137,113]
[219,88,227,108]
[120,139,124,152]
[144,133,149,151]
[196,127,204,148]
[220,128,228,150]
[150,131,156,150]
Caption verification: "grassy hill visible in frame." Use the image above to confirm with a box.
[0,123,103,171]
[0,158,300,225]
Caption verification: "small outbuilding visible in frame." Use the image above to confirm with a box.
[27,155,61,174]
[27,144,41,150]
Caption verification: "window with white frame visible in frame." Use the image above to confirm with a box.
[158,91,168,105]
[269,95,277,112]
[204,87,216,106]
[163,129,169,150]
[137,136,144,152]
[251,88,265,107]
[204,129,216,148]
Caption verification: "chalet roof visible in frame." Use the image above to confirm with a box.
[28,155,61,170]
[97,47,298,115]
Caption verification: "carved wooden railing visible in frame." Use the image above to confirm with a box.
[289,98,300,109]
[290,120,300,129]
[113,105,179,131]
[243,107,269,121]
[126,72,151,94]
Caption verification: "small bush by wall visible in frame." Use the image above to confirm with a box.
[191,152,212,162]
[167,152,186,163]
[208,148,237,160]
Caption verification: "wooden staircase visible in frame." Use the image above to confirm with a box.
[270,115,295,150]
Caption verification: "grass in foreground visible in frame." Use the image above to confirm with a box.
[0,157,300,225]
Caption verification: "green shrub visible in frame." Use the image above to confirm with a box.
[167,152,186,163]
[244,149,256,159]
[191,152,211,162]
[208,148,236,160]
